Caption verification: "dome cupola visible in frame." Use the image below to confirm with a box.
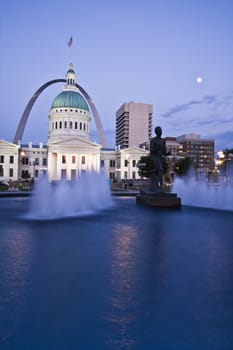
[48,64,91,142]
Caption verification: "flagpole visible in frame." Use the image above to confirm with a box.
[68,36,73,63]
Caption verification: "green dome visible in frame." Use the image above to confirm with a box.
[51,91,89,111]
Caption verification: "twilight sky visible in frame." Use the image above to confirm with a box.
[0,0,232,151]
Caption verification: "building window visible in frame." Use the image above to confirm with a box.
[132,160,136,167]
[70,121,73,129]
[0,155,4,163]
[0,165,3,176]
[75,122,78,129]
[71,169,76,180]
[80,122,82,130]
[124,171,127,179]
[62,155,66,164]
[21,170,29,179]
[55,122,58,129]
[43,158,47,166]
[59,121,62,128]
[124,159,129,167]
[101,160,104,168]
[22,157,29,165]
[35,158,39,165]
[10,155,14,164]
[9,168,14,177]
[132,171,136,179]
[72,155,76,164]
[81,156,85,165]
[61,169,67,180]
[64,121,67,129]
[110,160,115,167]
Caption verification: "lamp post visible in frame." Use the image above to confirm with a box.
[18,150,25,179]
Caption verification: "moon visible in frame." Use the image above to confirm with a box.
[196,76,203,83]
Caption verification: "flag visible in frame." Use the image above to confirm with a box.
[68,36,73,47]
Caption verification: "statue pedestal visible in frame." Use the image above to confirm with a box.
[136,189,181,209]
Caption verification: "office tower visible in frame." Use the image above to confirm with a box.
[115,102,153,148]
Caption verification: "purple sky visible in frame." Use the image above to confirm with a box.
[0,0,232,151]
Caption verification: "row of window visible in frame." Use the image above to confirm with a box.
[109,172,141,180]
[109,159,138,168]
[61,155,86,165]
[21,157,47,166]
[0,165,14,177]
[55,109,88,114]
[0,155,14,164]
[52,120,89,131]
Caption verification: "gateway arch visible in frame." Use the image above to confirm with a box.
[13,79,107,148]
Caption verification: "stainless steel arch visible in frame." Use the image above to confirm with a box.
[13,79,107,147]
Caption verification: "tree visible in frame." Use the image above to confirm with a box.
[137,155,169,178]
[173,157,192,177]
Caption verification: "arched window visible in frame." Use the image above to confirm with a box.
[55,122,58,129]
[80,122,82,130]
[75,122,78,129]
[70,121,72,129]
[64,121,67,129]
[59,121,62,128]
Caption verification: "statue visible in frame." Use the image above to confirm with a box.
[137,126,181,208]
[150,126,167,191]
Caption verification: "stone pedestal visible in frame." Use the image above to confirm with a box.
[136,189,181,208]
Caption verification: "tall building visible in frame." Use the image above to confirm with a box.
[115,102,153,149]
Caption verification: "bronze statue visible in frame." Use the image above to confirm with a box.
[150,126,167,191]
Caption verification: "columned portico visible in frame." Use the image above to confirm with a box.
[47,137,101,181]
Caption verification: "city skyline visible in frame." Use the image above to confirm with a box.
[0,0,232,151]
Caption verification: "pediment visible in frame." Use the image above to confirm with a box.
[0,139,20,150]
[121,146,149,155]
[48,136,101,149]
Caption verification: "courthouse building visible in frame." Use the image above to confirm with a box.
[0,64,149,184]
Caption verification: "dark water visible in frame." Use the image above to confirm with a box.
[0,197,233,350]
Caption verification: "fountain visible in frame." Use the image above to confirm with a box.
[173,176,233,211]
[26,170,114,220]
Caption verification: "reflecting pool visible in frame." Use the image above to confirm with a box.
[0,196,233,349]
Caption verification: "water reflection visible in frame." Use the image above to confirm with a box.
[104,223,141,348]
[0,226,32,344]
